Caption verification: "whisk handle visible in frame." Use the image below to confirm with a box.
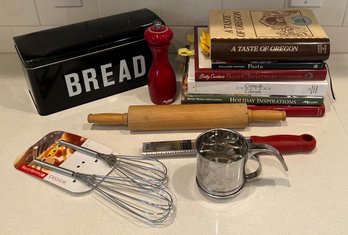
[32,159,74,177]
[59,140,99,157]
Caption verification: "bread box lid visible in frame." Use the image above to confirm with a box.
[13,8,162,69]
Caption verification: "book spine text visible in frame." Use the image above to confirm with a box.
[210,39,330,62]
[182,94,324,106]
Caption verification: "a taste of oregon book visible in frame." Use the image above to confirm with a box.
[195,26,328,81]
[209,8,330,61]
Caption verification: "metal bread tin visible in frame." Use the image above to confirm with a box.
[14,9,162,115]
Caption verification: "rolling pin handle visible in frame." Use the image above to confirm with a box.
[87,113,128,125]
[248,110,286,122]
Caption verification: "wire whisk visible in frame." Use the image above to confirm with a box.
[59,140,168,189]
[32,158,174,225]
[28,140,175,225]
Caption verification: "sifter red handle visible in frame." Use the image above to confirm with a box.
[250,134,316,154]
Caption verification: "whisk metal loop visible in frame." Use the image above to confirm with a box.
[109,155,168,188]
[96,178,173,224]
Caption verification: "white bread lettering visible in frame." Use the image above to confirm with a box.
[64,55,146,97]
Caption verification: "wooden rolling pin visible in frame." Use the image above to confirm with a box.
[87,103,286,131]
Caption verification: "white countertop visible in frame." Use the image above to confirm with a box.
[1,53,347,234]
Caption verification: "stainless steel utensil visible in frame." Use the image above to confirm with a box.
[32,158,174,224]
[59,140,168,188]
[195,128,288,199]
[28,141,175,225]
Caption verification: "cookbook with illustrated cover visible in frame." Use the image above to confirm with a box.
[209,9,330,61]
[195,27,328,81]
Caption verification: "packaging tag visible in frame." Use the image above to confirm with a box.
[14,131,115,194]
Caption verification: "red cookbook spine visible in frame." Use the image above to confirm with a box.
[194,66,328,81]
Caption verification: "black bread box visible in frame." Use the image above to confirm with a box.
[14,9,162,115]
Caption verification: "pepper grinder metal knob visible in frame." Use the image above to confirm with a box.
[144,21,177,105]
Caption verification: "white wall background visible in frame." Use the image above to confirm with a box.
[1,0,348,53]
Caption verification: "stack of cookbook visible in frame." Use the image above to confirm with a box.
[181,8,330,117]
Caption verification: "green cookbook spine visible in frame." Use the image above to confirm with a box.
[182,94,324,106]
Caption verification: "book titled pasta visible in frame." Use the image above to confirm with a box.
[209,9,330,61]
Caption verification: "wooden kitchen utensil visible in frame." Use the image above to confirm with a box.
[87,103,286,131]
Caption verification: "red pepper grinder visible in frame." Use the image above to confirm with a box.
[144,21,177,104]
